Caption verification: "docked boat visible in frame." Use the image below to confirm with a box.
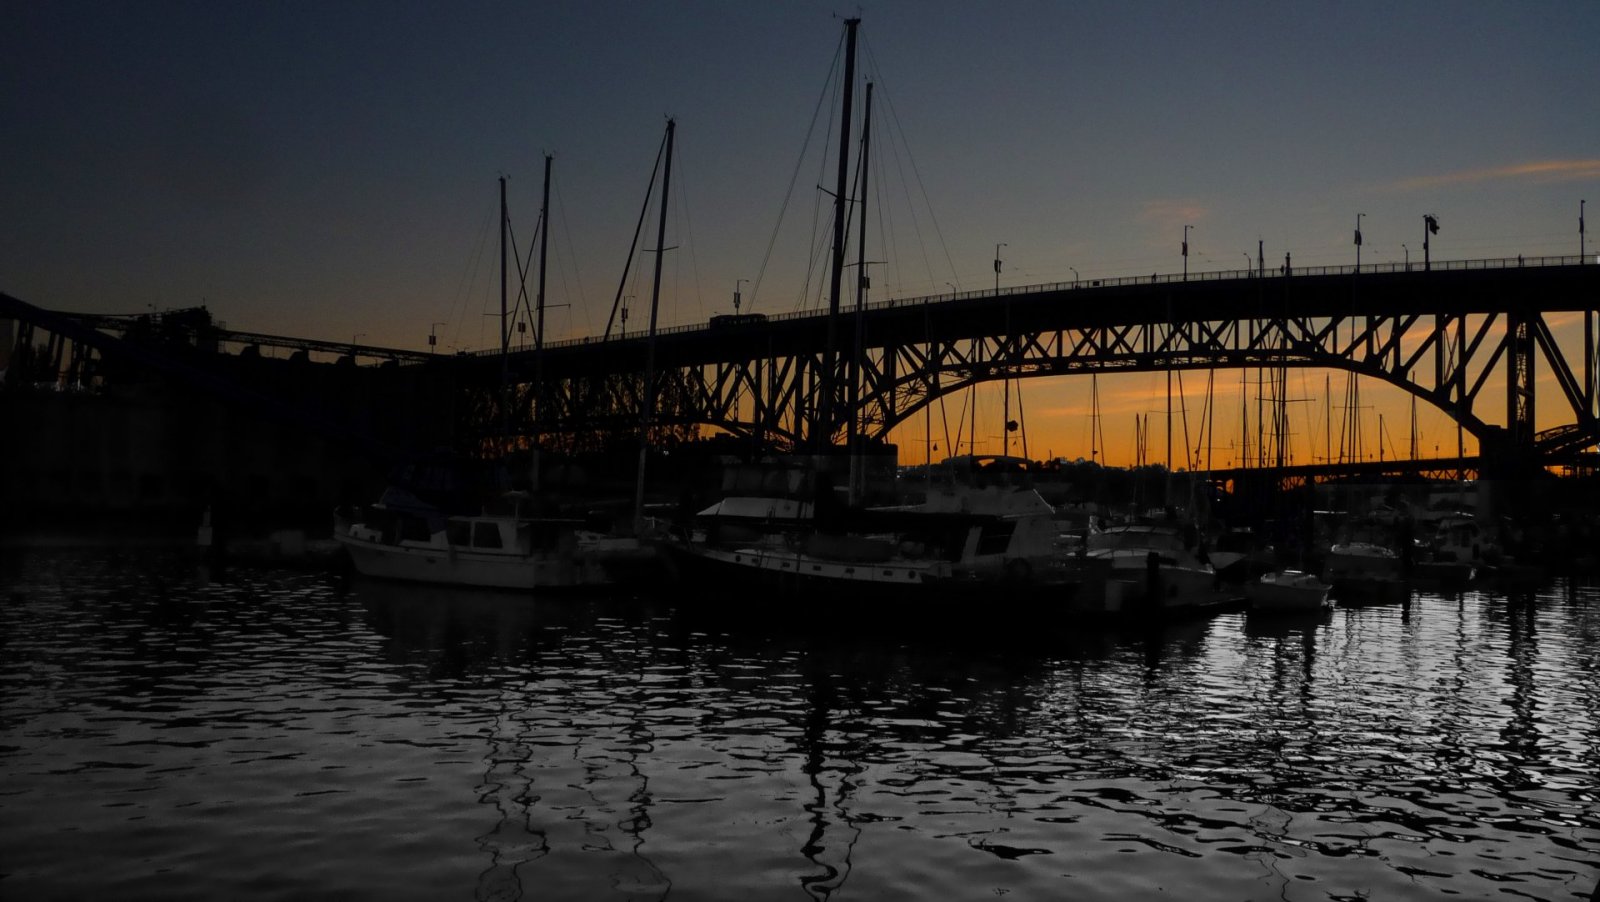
[1323,541,1401,577]
[1245,569,1332,613]
[658,483,1072,604]
[1074,523,1241,616]
[335,487,643,591]
[1322,541,1407,603]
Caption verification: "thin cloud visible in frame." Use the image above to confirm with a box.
[1138,199,1209,230]
[1389,159,1600,191]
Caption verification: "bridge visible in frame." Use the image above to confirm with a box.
[509,255,1600,472]
[4,255,1598,475]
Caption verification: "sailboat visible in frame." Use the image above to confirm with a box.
[655,19,1079,608]
[337,144,670,592]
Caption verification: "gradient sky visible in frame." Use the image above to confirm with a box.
[5,1,1597,465]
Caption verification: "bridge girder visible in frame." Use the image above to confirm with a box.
[9,260,1597,468]
[513,262,1598,465]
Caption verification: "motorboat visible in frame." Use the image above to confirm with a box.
[1322,541,1407,603]
[1245,569,1332,613]
[1075,523,1240,615]
[1323,541,1401,577]
[335,487,646,591]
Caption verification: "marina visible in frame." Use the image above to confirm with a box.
[5,6,1599,900]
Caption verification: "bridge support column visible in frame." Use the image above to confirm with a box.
[1508,312,1535,452]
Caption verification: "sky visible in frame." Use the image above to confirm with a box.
[4,1,1597,466]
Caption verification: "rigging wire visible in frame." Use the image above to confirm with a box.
[603,130,666,340]
[862,37,962,294]
[748,32,844,316]
[447,204,495,353]
[553,178,593,336]
[671,137,705,324]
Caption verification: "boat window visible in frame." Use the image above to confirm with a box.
[447,520,472,547]
[976,521,1017,555]
[400,516,432,542]
[474,521,503,549]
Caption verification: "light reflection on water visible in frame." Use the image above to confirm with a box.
[2,548,1598,901]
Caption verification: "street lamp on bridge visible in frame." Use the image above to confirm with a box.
[1402,244,1409,270]
[994,243,1006,294]
[1423,214,1439,271]
[428,322,445,353]
[1355,213,1365,271]
[1582,199,1587,261]
[1070,267,1079,286]
[1182,225,1192,279]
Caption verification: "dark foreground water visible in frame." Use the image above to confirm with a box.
[2,547,1598,901]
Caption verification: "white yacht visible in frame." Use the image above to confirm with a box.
[1078,523,1238,615]
[336,488,649,591]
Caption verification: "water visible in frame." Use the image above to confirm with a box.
[3,547,1598,901]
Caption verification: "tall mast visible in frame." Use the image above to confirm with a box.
[848,81,873,504]
[533,154,551,453]
[536,156,551,360]
[634,119,674,533]
[499,176,509,445]
[818,16,860,449]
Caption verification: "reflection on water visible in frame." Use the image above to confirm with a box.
[2,549,1598,901]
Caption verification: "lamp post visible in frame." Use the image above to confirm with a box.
[1582,199,1587,261]
[733,279,747,313]
[428,322,445,354]
[1241,252,1251,274]
[1423,214,1439,271]
[1069,267,1079,286]
[1182,225,1192,279]
[994,242,1008,456]
[945,282,955,299]
[1402,244,1409,270]
[1354,213,1365,271]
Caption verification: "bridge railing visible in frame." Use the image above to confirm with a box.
[529,253,1591,351]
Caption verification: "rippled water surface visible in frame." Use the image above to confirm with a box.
[3,548,1598,900]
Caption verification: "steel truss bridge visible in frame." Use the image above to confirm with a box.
[519,255,1599,472]
[4,255,1598,474]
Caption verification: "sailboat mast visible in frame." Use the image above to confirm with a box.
[848,81,873,505]
[533,154,551,452]
[634,118,674,533]
[536,156,551,360]
[499,176,510,445]
[818,16,860,449]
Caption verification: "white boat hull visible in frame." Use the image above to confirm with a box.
[1246,571,1332,612]
[337,533,607,590]
[1324,542,1400,578]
